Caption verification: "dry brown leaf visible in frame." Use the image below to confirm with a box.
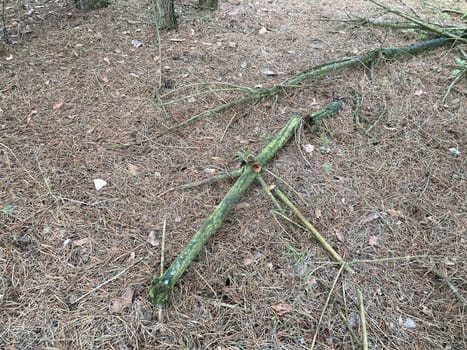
[314,208,322,219]
[271,303,293,316]
[236,202,251,210]
[147,231,159,247]
[334,229,345,242]
[128,163,139,176]
[386,208,402,217]
[414,89,424,96]
[53,101,64,110]
[109,288,134,313]
[303,144,315,154]
[72,237,90,247]
[368,235,378,246]
[242,257,255,266]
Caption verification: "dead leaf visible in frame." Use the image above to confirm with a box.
[242,257,255,266]
[203,168,216,174]
[271,303,293,316]
[303,144,315,154]
[93,178,107,191]
[147,231,159,247]
[236,202,251,210]
[334,229,345,242]
[362,212,380,224]
[128,163,139,176]
[53,102,64,110]
[386,208,402,217]
[314,208,322,219]
[109,288,134,313]
[368,235,378,246]
[72,238,90,247]
[414,89,424,96]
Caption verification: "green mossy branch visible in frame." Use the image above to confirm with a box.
[149,102,342,306]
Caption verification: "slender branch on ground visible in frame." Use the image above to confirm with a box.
[368,0,467,44]
[257,176,283,212]
[112,36,455,149]
[310,263,346,350]
[158,219,167,320]
[272,187,354,274]
[429,268,467,306]
[441,57,466,105]
[179,168,243,190]
[358,289,369,350]
[338,309,363,348]
[148,102,343,306]
[71,257,143,305]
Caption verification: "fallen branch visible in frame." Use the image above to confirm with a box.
[114,36,456,149]
[148,101,342,306]
[368,0,467,44]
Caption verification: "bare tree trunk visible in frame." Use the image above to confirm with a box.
[199,0,218,10]
[153,0,177,29]
[74,0,110,10]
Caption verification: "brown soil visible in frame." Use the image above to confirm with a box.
[1,0,466,349]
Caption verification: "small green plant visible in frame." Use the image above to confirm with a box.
[321,162,334,174]
[416,33,428,40]
[1,204,14,217]
[318,135,332,154]
[442,56,466,104]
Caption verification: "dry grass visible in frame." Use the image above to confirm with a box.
[1,0,466,349]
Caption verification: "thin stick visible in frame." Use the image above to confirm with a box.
[273,187,354,274]
[368,0,467,44]
[358,289,369,350]
[310,263,346,350]
[337,309,362,348]
[71,258,143,305]
[430,268,467,306]
[179,168,243,189]
[158,219,167,320]
[257,176,283,211]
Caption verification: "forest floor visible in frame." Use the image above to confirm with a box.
[1,0,466,349]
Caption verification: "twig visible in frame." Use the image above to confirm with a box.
[441,69,465,105]
[158,219,167,320]
[349,254,439,265]
[256,176,283,211]
[368,0,467,44]
[264,168,309,207]
[310,263,346,349]
[357,289,369,350]
[70,258,143,305]
[179,168,243,189]
[337,309,362,348]
[272,187,354,274]
[429,268,467,306]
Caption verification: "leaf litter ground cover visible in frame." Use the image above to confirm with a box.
[0,0,466,348]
